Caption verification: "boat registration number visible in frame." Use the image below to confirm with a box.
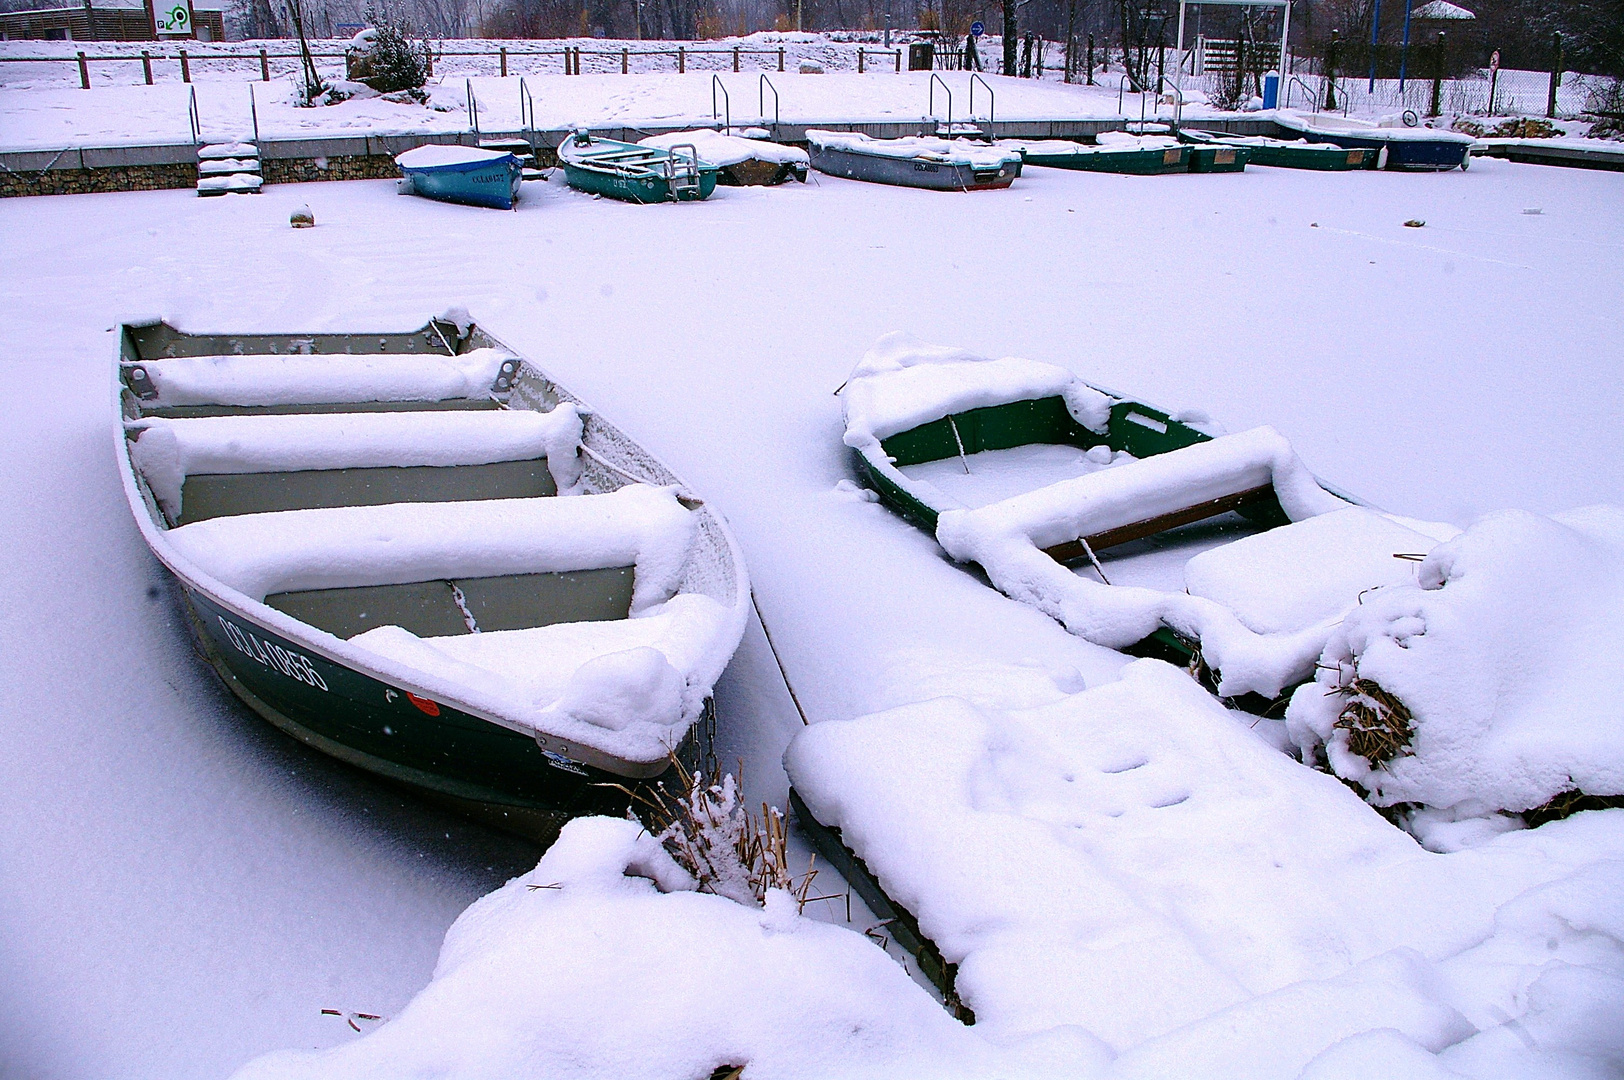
[217,615,330,692]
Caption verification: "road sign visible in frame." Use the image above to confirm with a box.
[970,20,984,36]
[154,0,191,34]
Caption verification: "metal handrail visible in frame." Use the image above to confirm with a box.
[1157,75,1184,126]
[248,82,259,144]
[466,78,480,138]
[1118,73,1134,112]
[759,73,779,127]
[1284,74,1316,110]
[929,72,952,132]
[519,76,535,132]
[711,73,730,135]
[187,84,200,145]
[969,72,994,122]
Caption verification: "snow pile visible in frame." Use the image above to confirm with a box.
[227,816,1060,1080]
[128,347,514,407]
[934,426,1351,697]
[164,484,694,611]
[840,330,1113,446]
[1288,507,1624,819]
[128,403,584,519]
[395,144,515,169]
[638,128,809,167]
[806,130,1022,168]
[786,659,1624,1073]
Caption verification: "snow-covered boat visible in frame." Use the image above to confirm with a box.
[1005,133,1193,174]
[558,130,720,203]
[116,315,749,842]
[1272,110,1475,170]
[841,334,1454,706]
[1179,127,1377,170]
[395,145,525,210]
[806,130,1022,190]
[639,129,809,186]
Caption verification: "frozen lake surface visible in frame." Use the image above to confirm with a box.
[1,155,1621,1077]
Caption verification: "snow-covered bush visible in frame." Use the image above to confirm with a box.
[350,7,432,94]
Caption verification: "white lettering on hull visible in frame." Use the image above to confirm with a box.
[217,615,330,692]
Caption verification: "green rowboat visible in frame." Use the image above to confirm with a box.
[1008,137,1191,174]
[558,130,721,204]
[1179,128,1377,171]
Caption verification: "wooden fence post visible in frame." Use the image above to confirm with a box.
[180,48,190,84]
[1429,31,1444,116]
[622,47,628,73]
[142,50,153,85]
[778,47,784,71]
[895,48,901,72]
[500,46,507,77]
[678,46,685,73]
[259,47,269,80]
[733,46,739,72]
[858,47,865,73]
[77,51,89,89]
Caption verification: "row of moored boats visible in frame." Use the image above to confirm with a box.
[393,109,1477,209]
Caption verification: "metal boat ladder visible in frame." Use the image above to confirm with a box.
[664,143,701,200]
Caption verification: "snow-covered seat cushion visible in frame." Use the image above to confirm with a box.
[163,484,695,615]
[1183,507,1440,635]
[126,347,515,409]
[129,404,583,520]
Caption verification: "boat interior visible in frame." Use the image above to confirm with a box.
[119,319,643,644]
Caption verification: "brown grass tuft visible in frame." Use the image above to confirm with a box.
[1333,678,1415,766]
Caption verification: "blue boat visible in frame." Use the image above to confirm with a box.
[395,145,525,210]
[1273,110,1475,170]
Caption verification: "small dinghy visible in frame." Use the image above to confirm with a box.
[1004,133,1192,174]
[117,315,749,842]
[1179,127,1376,170]
[558,130,720,204]
[806,130,1022,190]
[1272,109,1475,170]
[638,129,809,186]
[840,334,1455,706]
[395,145,525,210]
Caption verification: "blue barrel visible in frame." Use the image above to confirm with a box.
[1262,71,1280,110]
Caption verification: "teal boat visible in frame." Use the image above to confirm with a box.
[116,316,749,844]
[1185,141,1251,173]
[1179,128,1376,171]
[557,130,720,204]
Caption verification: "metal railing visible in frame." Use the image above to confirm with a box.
[969,71,993,122]
[519,75,535,132]
[928,72,952,132]
[711,73,729,135]
[187,84,200,144]
[466,78,479,137]
[759,73,779,127]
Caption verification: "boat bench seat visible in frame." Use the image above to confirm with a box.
[165,484,698,638]
[121,347,521,415]
[936,426,1346,564]
[129,405,584,525]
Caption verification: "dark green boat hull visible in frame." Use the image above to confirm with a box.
[1019,143,1190,174]
[1186,144,1251,173]
[184,588,683,844]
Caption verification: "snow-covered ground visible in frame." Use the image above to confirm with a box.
[1,154,1621,1077]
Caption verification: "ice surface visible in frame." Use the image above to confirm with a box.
[4,149,1623,1077]
[128,403,584,518]
[1289,507,1624,815]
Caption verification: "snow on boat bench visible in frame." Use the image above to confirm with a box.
[127,405,584,524]
[842,334,1452,699]
[166,484,729,757]
[123,347,517,410]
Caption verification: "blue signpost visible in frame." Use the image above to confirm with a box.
[971,20,984,36]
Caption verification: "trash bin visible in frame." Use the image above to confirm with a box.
[908,42,935,71]
[1262,70,1280,109]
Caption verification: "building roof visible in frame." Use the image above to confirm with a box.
[1411,1,1476,20]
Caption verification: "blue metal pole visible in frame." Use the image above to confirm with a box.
[1398,0,1413,90]
[1368,0,1382,91]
